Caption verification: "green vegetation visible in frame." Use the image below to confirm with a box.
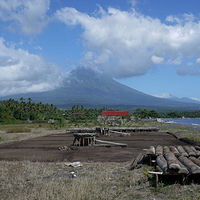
[134,108,200,119]
[1,98,200,126]
[0,98,107,125]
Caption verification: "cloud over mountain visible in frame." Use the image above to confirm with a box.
[1,1,200,98]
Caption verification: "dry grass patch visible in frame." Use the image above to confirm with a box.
[0,161,153,200]
[0,124,66,143]
[1,160,200,200]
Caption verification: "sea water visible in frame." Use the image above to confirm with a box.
[162,118,200,126]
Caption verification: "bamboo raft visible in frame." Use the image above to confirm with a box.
[144,145,200,187]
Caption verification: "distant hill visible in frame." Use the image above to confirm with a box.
[1,67,200,110]
[168,96,200,104]
[153,93,200,105]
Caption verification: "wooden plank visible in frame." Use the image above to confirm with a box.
[148,171,163,175]
[95,139,127,147]
[110,130,130,136]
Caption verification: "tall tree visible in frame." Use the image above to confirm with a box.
[19,97,25,120]
[27,98,32,120]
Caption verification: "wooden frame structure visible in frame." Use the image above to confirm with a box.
[73,133,96,146]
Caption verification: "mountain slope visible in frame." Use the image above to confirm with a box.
[1,67,200,109]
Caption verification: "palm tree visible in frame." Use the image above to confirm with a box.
[27,98,32,120]
[19,97,25,119]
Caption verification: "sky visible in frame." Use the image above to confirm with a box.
[1,0,200,101]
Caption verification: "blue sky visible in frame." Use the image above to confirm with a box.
[0,0,200,101]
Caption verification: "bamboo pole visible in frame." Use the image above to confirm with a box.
[156,155,168,174]
[155,145,163,156]
[164,152,180,170]
[183,146,196,157]
[169,146,180,157]
[130,153,144,170]
[190,146,200,157]
[178,156,200,174]
[163,146,171,154]
[188,156,200,167]
[177,146,189,157]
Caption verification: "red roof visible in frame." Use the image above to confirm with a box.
[102,111,129,116]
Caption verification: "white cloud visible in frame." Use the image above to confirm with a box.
[153,93,177,99]
[187,62,193,66]
[190,97,200,102]
[196,57,200,63]
[0,37,65,97]
[167,56,182,65]
[129,0,138,7]
[0,0,50,34]
[55,6,200,78]
[151,55,164,64]
[34,46,43,50]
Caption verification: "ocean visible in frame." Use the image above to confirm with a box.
[162,118,200,126]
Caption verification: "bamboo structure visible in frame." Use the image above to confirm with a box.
[144,145,200,187]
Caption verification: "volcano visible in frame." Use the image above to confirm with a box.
[1,67,200,110]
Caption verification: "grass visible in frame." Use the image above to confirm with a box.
[1,121,200,199]
[1,161,200,200]
[6,127,31,133]
[0,123,66,143]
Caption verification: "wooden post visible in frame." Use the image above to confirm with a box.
[148,171,163,188]
[149,155,152,166]
[156,174,158,188]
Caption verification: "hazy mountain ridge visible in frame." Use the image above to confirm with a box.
[1,67,200,110]
[153,93,200,104]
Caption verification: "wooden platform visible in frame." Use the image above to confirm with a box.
[67,127,159,133]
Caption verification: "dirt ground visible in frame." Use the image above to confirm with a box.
[0,130,188,162]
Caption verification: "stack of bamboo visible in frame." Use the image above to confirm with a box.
[146,145,200,175]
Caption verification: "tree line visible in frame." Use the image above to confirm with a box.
[0,99,106,124]
[134,108,200,119]
[0,98,61,123]
[1,98,200,124]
